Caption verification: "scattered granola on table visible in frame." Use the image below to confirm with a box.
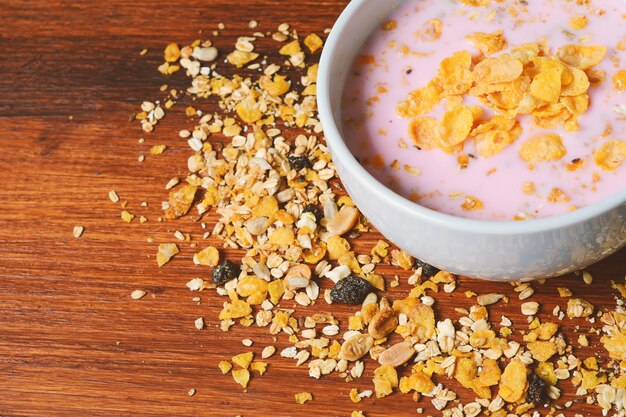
[117,18,626,417]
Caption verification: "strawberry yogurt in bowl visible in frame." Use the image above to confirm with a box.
[318,0,626,281]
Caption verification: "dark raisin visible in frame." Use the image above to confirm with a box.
[330,276,372,305]
[414,258,439,277]
[302,203,323,223]
[526,373,548,406]
[288,154,312,171]
[211,260,241,286]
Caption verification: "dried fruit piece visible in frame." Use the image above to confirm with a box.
[414,259,439,276]
[212,260,241,286]
[330,276,372,305]
[526,373,548,405]
[340,334,374,361]
[156,243,179,267]
[498,359,528,403]
[594,140,626,171]
[519,134,567,167]
[288,154,312,171]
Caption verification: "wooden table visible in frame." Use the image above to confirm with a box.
[0,1,624,416]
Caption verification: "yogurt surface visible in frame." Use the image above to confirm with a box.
[342,0,626,220]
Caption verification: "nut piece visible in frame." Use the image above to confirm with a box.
[377,341,415,367]
[325,206,359,236]
[368,308,399,339]
[477,293,504,306]
[284,264,312,290]
[340,334,374,361]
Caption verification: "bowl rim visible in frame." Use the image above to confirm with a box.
[317,0,626,236]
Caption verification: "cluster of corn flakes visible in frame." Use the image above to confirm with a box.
[399,34,608,163]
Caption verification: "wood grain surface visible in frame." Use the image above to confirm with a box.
[0,1,624,416]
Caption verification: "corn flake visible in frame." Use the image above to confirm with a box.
[408,303,436,342]
[373,365,398,398]
[232,368,250,389]
[498,359,528,403]
[594,140,626,171]
[556,44,607,70]
[466,30,507,56]
[156,243,179,267]
[409,117,439,150]
[519,134,567,167]
[438,105,474,150]
[193,246,220,267]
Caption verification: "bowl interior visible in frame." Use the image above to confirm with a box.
[319,0,626,236]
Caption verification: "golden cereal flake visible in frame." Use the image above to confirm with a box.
[519,134,567,166]
[304,34,324,53]
[294,392,313,404]
[461,196,484,211]
[614,70,626,91]
[373,365,398,398]
[569,15,589,30]
[527,341,557,362]
[438,105,474,151]
[380,20,397,31]
[601,331,626,361]
[547,188,571,204]
[193,246,220,267]
[232,368,250,389]
[218,361,232,374]
[121,210,135,223]
[164,43,181,63]
[156,243,179,267]
[219,299,253,320]
[227,50,259,68]
[279,40,301,56]
[349,388,361,403]
[397,82,442,118]
[149,144,166,155]
[459,0,490,6]
[232,352,254,369]
[399,370,435,394]
[408,117,439,150]
[250,361,268,375]
[498,359,528,403]
[165,184,197,219]
[556,44,608,70]
[594,140,626,171]
[465,30,507,55]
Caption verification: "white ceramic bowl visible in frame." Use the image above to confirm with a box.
[318,0,626,281]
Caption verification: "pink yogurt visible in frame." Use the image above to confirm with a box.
[342,0,626,220]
